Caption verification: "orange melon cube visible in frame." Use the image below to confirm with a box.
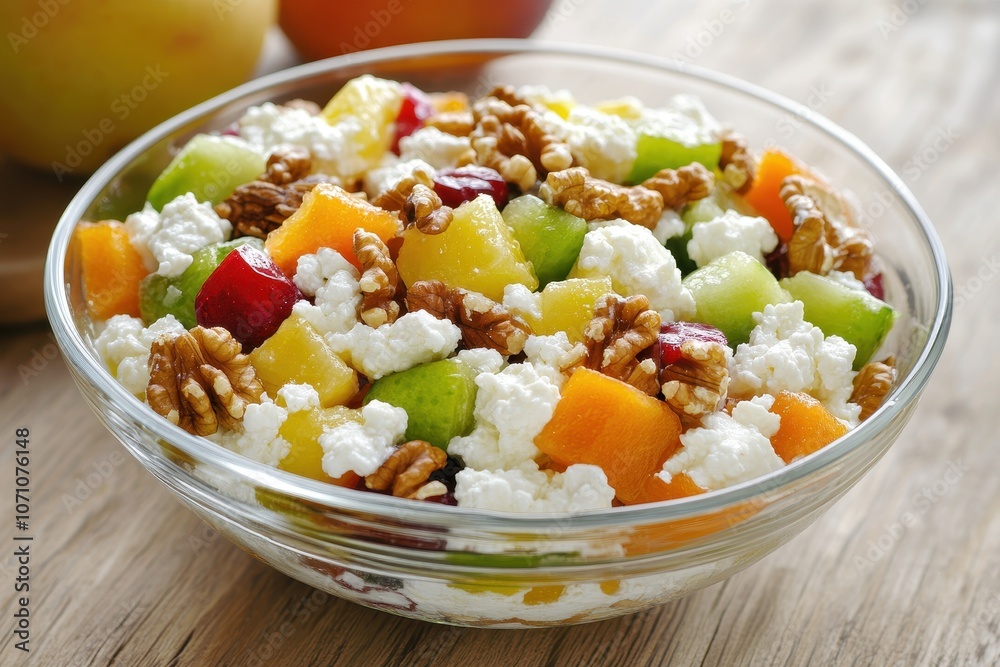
[265,183,399,277]
[769,390,848,463]
[534,368,682,504]
[744,148,809,243]
[74,220,149,320]
[632,471,705,504]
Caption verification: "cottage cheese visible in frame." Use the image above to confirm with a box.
[501,283,543,321]
[326,310,462,380]
[573,224,696,322]
[652,208,686,245]
[634,95,721,151]
[319,400,408,478]
[454,463,615,513]
[399,127,473,169]
[124,194,232,278]
[362,158,436,200]
[215,401,291,468]
[292,248,362,336]
[659,395,783,490]
[730,301,861,424]
[448,362,561,471]
[93,314,186,396]
[454,348,506,377]
[827,270,867,291]
[687,210,779,267]
[523,333,584,388]
[238,102,372,180]
[538,106,637,183]
[276,383,321,413]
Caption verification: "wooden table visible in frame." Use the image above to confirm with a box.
[1,1,996,664]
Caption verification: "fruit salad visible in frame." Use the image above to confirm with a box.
[80,75,899,514]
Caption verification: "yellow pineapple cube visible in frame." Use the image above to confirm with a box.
[278,404,361,485]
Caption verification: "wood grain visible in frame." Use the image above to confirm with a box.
[1,1,997,664]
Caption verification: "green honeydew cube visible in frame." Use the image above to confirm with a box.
[364,358,478,450]
[502,195,589,288]
[147,134,265,211]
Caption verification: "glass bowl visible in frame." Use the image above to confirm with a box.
[45,40,951,628]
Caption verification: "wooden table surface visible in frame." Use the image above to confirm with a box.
[1,1,997,665]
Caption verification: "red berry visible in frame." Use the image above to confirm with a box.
[433,166,509,209]
[391,83,433,154]
[654,322,729,368]
[194,244,301,351]
[765,243,789,280]
[863,272,885,300]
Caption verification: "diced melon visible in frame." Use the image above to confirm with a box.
[768,391,848,463]
[780,271,896,369]
[277,404,361,486]
[683,251,790,347]
[147,134,265,211]
[502,195,588,287]
[249,314,358,408]
[75,220,149,320]
[364,358,477,450]
[627,104,722,183]
[265,182,399,277]
[396,194,537,301]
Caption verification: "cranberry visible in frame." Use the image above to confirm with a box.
[433,166,509,209]
[863,272,885,300]
[391,83,433,154]
[219,125,241,138]
[765,243,789,280]
[194,244,301,351]
[653,322,729,368]
[428,456,464,493]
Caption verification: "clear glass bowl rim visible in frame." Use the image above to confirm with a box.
[44,38,952,532]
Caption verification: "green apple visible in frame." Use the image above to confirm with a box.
[0,0,275,177]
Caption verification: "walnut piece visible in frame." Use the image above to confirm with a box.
[718,130,756,194]
[365,440,448,499]
[405,280,531,355]
[486,84,532,108]
[541,167,664,229]
[262,146,312,185]
[147,327,264,436]
[402,183,454,234]
[470,97,573,189]
[642,163,715,210]
[659,339,731,420]
[850,356,896,421]
[354,229,400,327]
[424,111,475,137]
[575,294,661,395]
[371,169,435,212]
[781,175,874,279]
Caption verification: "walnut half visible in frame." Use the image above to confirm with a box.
[541,167,664,229]
[365,440,448,499]
[659,339,731,420]
[574,294,661,395]
[850,356,896,421]
[147,327,264,436]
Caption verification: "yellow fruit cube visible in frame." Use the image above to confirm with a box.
[278,404,361,485]
[396,194,538,302]
[535,277,615,343]
[321,75,403,165]
[249,315,358,408]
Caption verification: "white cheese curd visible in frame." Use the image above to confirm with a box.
[501,283,543,321]
[214,401,291,468]
[454,463,615,513]
[276,383,321,413]
[93,314,186,396]
[398,127,473,169]
[634,94,722,150]
[652,208,686,245]
[573,224,696,322]
[659,395,783,490]
[238,102,373,180]
[362,157,436,200]
[730,301,861,425]
[537,106,637,183]
[687,210,779,267]
[827,270,867,291]
[454,348,506,377]
[326,310,462,380]
[319,400,408,478]
[522,333,584,388]
[292,248,362,336]
[124,194,232,278]
[448,362,561,471]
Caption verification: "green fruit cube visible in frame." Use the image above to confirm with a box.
[683,251,790,347]
[364,358,477,450]
[502,195,588,287]
[147,134,266,211]
[138,237,262,328]
[781,272,897,369]
[627,103,722,183]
